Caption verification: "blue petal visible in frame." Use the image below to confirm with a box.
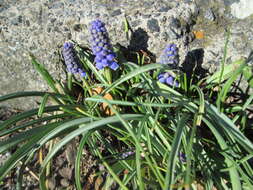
[95,56,102,63]
[109,62,119,70]
[102,59,109,66]
[66,63,73,68]
[158,77,166,83]
[80,72,86,78]
[106,54,115,61]
[100,50,108,56]
[158,73,165,79]
[71,68,78,74]
[96,62,104,70]
[166,76,174,86]
[173,80,179,87]
[63,42,73,49]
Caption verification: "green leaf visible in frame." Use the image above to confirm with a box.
[243,65,253,88]
[204,117,242,190]
[39,114,144,189]
[0,91,69,103]
[190,85,204,126]
[38,93,50,117]
[86,96,182,108]
[0,120,65,181]
[206,59,245,84]
[30,54,58,93]
[0,113,69,137]
[205,102,253,153]
[75,133,90,190]
[164,114,189,190]
[0,105,62,131]
[216,61,246,111]
[104,63,164,94]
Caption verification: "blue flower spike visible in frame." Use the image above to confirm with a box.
[90,19,119,71]
[62,41,86,78]
[157,43,180,87]
[179,152,186,163]
[158,72,179,87]
[158,43,179,68]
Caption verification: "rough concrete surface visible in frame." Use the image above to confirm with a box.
[0,0,252,109]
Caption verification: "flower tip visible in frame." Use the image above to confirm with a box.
[63,42,73,49]
[96,62,104,70]
[80,72,86,78]
[109,62,119,71]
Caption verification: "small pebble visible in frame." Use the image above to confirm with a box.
[73,23,82,32]
[167,28,180,40]
[60,178,70,187]
[111,9,121,17]
[169,17,181,29]
[147,18,160,32]
[204,8,215,21]
[158,6,170,12]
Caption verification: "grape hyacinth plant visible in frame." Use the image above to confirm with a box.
[157,43,180,87]
[158,43,179,68]
[89,19,119,71]
[1,16,253,190]
[158,72,179,87]
[120,150,135,159]
[62,41,86,78]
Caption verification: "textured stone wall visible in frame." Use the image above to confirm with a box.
[0,0,252,109]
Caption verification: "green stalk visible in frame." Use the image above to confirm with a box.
[82,78,92,96]
[67,73,73,91]
[104,67,112,84]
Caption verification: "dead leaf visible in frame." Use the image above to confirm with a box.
[193,31,204,39]
[92,87,115,115]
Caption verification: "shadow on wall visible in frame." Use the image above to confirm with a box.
[128,28,149,52]
[115,27,156,64]
[182,48,208,84]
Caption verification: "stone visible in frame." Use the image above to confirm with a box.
[230,0,253,19]
[73,23,82,32]
[147,18,160,32]
[224,0,240,6]
[158,6,171,12]
[169,17,181,29]
[167,28,180,40]
[111,9,122,17]
[204,8,215,21]
[60,178,70,187]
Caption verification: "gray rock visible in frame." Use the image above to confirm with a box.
[0,0,219,110]
[111,9,122,17]
[169,17,181,29]
[230,0,253,19]
[164,17,182,40]
[60,178,70,187]
[167,28,180,40]
[147,18,160,32]
[204,8,215,21]
[224,0,240,6]
[158,6,171,13]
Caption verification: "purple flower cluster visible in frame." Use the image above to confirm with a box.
[158,43,179,67]
[62,42,86,78]
[179,152,186,163]
[158,44,179,87]
[121,150,135,159]
[158,72,179,87]
[90,20,119,70]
